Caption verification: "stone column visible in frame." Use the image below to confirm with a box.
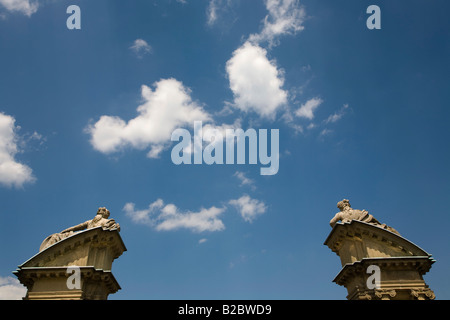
[324,220,436,300]
[14,227,126,300]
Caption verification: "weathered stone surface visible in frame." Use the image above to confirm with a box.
[325,200,436,300]
[331,255,435,300]
[14,208,126,300]
[40,207,120,252]
[325,219,429,266]
[16,267,121,300]
[329,199,399,235]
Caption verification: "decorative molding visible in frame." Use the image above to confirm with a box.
[375,289,397,299]
[13,227,126,300]
[325,219,436,300]
[410,288,436,300]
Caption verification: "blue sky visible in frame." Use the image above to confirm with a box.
[0,0,449,300]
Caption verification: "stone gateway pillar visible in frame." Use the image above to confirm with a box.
[14,208,126,300]
[324,200,436,300]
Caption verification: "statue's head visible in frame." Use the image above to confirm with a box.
[97,207,110,218]
[337,199,351,211]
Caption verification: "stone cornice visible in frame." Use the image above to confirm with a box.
[324,220,430,257]
[333,256,436,286]
[14,266,121,294]
[18,227,126,269]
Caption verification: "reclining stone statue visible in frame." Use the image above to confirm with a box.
[39,207,120,252]
[329,199,399,235]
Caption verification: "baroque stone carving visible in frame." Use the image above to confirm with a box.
[325,199,436,300]
[329,199,399,235]
[14,226,126,300]
[410,288,436,300]
[375,289,397,300]
[40,207,121,252]
[14,207,125,300]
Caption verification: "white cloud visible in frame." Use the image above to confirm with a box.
[280,109,304,134]
[325,103,349,124]
[248,0,305,47]
[0,276,26,300]
[226,0,309,126]
[206,0,219,25]
[86,78,211,158]
[198,238,208,244]
[226,41,287,119]
[0,112,35,188]
[0,0,38,16]
[146,144,165,159]
[233,171,255,189]
[325,113,342,124]
[319,128,332,137]
[295,97,323,120]
[124,199,226,233]
[130,39,152,58]
[229,195,266,223]
[206,0,234,27]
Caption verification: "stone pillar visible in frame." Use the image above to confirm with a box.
[324,220,436,300]
[14,227,126,300]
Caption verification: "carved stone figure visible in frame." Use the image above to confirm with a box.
[39,207,120,251]
[325,199,436,300]
[329,199,399,235]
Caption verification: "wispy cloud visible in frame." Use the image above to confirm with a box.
[130,39,152,58]
[324,103,349,124]
[0,0,38,17]
[206,0,234,27]
[234,171,256,190]
[248,0,306,48]
[206,0,219,25]
[319,128,332,137]
[295,97,323,120]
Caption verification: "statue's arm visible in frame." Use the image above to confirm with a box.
[61,220,89,233]
[329,213,342,227]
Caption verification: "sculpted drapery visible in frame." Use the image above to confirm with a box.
[39,207,120,251]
